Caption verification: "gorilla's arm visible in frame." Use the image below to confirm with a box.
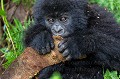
[79,30,120,71]
[24,24,54,54]
[39,60,104,79]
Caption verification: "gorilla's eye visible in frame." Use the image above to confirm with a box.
[60,17,68,22]
[47,18,54,23]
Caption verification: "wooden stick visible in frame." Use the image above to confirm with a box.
[1,36,65,79]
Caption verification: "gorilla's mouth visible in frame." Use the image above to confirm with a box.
[52,31,70,38]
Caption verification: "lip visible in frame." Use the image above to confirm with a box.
[52,32,70,38]
[52,33,62,37]
[52,32,64,37]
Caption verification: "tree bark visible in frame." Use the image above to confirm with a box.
[0,36,65,79]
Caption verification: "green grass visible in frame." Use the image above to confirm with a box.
[0,18,31,68]
[0,0,32,68]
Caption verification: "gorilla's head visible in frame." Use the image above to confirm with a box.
[33,0,88,37]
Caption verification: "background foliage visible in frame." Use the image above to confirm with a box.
[12,0,35,7]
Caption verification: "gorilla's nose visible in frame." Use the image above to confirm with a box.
[52,25,64,35]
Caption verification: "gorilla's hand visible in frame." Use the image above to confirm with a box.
[58,37,81,60]
[30,31,54,54]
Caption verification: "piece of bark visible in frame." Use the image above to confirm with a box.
[1,36,65,79]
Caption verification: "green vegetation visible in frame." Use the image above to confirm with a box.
[104,69,120,79]
[0,19,31,68]
[50,72,62,79]
[12,0,35,7]
[0,0,31,68]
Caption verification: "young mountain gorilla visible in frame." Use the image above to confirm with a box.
[24,0,120,79]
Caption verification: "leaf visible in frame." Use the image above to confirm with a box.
[12,0,20,4]
[0,9,6,16]
[104,69,119,79]
[50,72,62,79]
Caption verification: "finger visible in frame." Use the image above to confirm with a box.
[62,49,69,57]
[50,41,55,49]
[46,43,51,53]
[58,39,68,48]
[59,42,68,52]
[49,37,55,49]
[66,55,72,60]
[41,47,47,54]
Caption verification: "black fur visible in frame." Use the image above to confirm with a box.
[24,0,120,79]
[39,60,104,79]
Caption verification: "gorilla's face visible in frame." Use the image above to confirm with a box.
[34,0,88,37]
[44,12,73,37]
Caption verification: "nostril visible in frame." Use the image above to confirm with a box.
[58,29,63,33]
[56,24,59,26]
[52,29,57,33]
